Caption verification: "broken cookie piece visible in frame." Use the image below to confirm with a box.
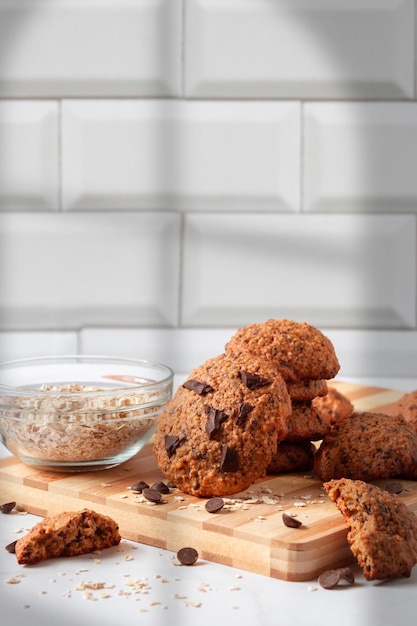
[15,509,121,565]
[325,478,417,580]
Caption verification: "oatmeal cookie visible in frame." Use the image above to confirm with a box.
[380,390,417,433]
[286,379,328,402]
[15,509,121,565]
[314,412,417,482]
[312,386,354,425]
[285,401,332,443]
[267,441,316,474]
[225,319,340,382]
[325,478,417,580]
[153,353,291,497]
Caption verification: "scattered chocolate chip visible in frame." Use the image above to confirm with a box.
[205,406,229,439]
[150,481,170,494]
[128,480,149,493]
[5,540,17,554]
[219,445,239,473]
[384,481,403,495]
[177,546,198,566]
[236,402,253,427]
[318,569,341,589]
[142,488,163,503]
[240,371,270,390]
[282,512,302,528]
[0,502,16,514]
[337,567,355,585]
[165,434,182,458]
[205,497,225,514]
[183,379,214,395]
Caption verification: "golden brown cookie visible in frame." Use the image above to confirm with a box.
[285,401,332,443]
[267,441,316,474]
[314,412,417,482]
[325,478,417,580]
[312,386,354,425]
[152,353,291,497]
[225,319,340,382]
[15,509,121,565]
[286,379,328,402]
[380,389,417,433]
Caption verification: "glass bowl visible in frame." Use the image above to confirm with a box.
[0,356,174,472]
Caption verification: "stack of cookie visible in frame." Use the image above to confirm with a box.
[153,318,341,496]
[225,319,340,475]
[153,351,292,497]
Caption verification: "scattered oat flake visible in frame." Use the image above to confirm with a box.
[83,591,96,601]
[308,585,318,592]
[5,577,21,584]
[124,554,134,561]
[262,496,278,504]
[229,586,241,591]
[293,501,307,507]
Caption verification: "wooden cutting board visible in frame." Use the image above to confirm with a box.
[1,382,416,582]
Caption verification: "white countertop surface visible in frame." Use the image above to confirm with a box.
[1,376,416,626]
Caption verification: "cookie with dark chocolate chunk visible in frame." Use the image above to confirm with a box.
[225,319,340,382]
[267,440,316,474]
[153,353,291,497]
[312,386,354,425]
[314,411,417,482]
[286,379,328,402]
[325,478,417,580]
[14,509,121,565]
[284,400,332,443]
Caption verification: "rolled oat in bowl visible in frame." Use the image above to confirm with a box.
[0,356,173,472]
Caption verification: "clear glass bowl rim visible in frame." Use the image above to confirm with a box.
[0,354,174,398]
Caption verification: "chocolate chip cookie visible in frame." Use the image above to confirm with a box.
[153,353,291,497]
[286,378,328,402]
[15,509,121,565]
[325,478,417,580]
[284,400,332,442]
[312,386,354,425]
[267,440,316,474]
[314,411,417,482]
[225,319,340,382]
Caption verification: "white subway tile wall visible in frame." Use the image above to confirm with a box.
[61,100,301,211]
[0,0,416,378]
